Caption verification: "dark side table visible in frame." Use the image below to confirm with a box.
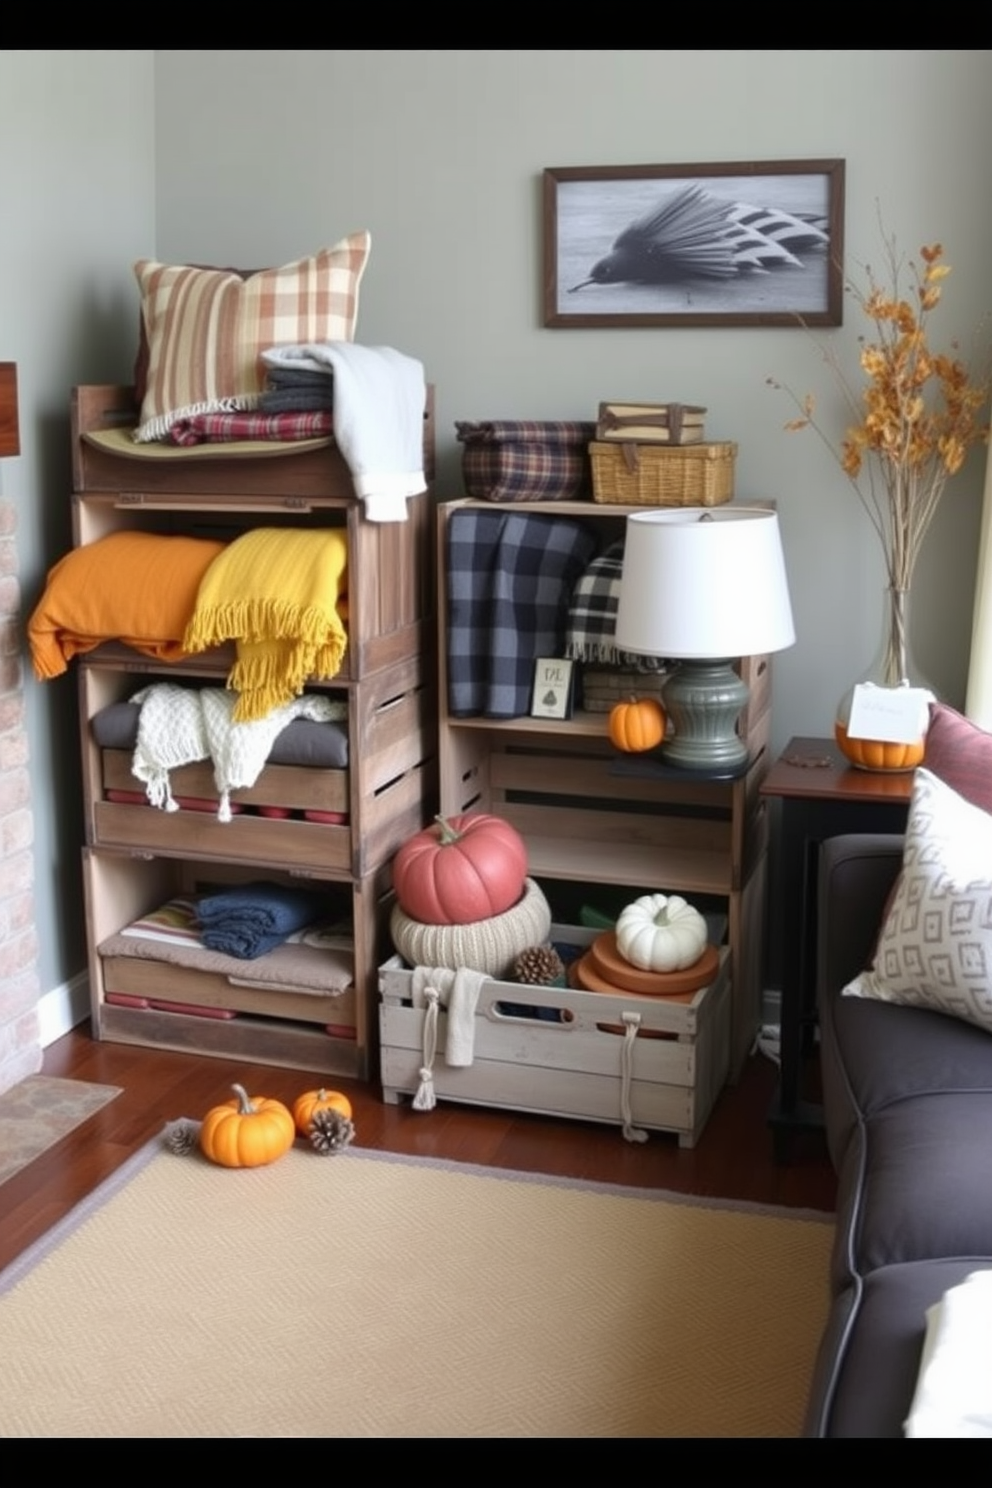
[760,737,913,1161]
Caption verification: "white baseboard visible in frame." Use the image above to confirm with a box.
[37,971,90,1048]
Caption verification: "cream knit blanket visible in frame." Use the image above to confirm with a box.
[130,683,346,821]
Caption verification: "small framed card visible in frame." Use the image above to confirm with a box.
[530,657,575,720]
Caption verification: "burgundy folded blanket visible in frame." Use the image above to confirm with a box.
[167,410,334,446]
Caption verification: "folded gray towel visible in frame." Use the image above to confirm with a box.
[258,364,335,414]
[258,386,335,413]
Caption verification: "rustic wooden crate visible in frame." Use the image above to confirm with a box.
[379,929,731,1148]
[80,655,435,880]
[82,849,394,1079]
[72,382,436,500]
[70,385,436,685]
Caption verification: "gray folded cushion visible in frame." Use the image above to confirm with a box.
[91,701,349,769]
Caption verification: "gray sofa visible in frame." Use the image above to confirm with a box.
[802,832,992,1438]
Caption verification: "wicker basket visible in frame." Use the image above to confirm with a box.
[590,439,736,507]
[579,665,668,713]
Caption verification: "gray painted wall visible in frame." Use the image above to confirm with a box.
[3,49,992,1009]
[0,50,155,1009]
[152,49,992,744]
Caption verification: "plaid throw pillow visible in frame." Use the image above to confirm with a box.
[133,232,370,442]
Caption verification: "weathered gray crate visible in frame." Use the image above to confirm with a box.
[379,927,730,1148]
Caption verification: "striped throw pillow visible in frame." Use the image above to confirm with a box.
[132,231,370,442]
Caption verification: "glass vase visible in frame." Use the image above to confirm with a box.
[834,585,934,772]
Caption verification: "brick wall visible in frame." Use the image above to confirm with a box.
[0,493,42,1094]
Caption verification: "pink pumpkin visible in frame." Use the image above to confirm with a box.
[391,813,528,926]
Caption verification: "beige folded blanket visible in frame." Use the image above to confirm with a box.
[99,897,353,993]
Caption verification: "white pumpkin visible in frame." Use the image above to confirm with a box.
[615,893,708,972]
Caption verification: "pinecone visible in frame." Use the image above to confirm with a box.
[309,1108,356,1155]
[165,1118,200,1156]
[513,943,566,986]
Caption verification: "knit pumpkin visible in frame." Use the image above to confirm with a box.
[390,877,551,978]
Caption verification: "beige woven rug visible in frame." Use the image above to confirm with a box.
[0,1075,122,1187]
[0,1137,832,1438]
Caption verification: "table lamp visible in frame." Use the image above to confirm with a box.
[614,506,795,771]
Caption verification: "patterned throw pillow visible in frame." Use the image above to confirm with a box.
[844,767,992,1034]
[133,231,370,442]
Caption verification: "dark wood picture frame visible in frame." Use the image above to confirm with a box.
[543,159,845,329]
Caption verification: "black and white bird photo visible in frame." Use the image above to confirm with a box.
[554,172,834,320]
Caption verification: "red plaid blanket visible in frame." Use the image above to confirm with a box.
[167,410,334,446]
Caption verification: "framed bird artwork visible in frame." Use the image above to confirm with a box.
[543,159,845,329]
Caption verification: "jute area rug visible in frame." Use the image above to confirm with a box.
[0,1075,122,1186]
[0,1136,832,1438]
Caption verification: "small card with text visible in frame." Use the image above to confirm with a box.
[530,657,575,720]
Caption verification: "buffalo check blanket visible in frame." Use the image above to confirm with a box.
[564,540,667,669]
[446,509,597,717]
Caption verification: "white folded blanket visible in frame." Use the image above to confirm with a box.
[130,684,345,821]
[905,1269,992,1437]
[261,342,426,523]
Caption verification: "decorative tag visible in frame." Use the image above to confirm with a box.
[530,657,575,719]
[847,683,933,744]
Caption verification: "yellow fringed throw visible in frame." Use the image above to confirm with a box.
[182,528,349,721]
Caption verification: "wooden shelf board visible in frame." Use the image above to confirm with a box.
[525,834,733,896]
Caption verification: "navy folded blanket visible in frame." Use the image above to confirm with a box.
[195,881,326,960]
[446,508,598,718]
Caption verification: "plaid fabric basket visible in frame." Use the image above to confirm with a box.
[456,420,596,503]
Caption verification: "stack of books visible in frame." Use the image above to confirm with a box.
[596,401,706,446]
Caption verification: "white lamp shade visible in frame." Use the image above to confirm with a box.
[614,506,796,660]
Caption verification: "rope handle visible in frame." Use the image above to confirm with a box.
[619,1011,649,1144]
[413,986,440,1111]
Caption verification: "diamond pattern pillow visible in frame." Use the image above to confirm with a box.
[844,767,992,1033]
[133,231,370,442]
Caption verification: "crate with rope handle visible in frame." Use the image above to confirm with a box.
[379,926,730,1148]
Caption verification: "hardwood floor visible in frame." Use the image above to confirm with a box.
[0,1027,836,1273]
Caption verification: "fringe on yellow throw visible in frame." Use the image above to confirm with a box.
[182,528,348,721]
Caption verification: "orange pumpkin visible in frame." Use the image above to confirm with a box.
[834,721,926,772]
[292,1087,353,1139]
[608,696,666,753]
[200,1084,296,1168]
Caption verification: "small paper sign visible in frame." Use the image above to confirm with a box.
[530,657,575,719]
[846,683,933,744]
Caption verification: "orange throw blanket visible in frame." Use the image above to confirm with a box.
[28,531,227,679]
